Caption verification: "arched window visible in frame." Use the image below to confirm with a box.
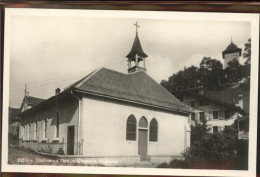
[126,115,136,140]
[149,118,158,142]
[139,116,148,128]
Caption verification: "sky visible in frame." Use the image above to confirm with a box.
[7,10,251,108]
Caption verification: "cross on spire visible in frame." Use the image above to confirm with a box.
[231,37,233,43]
[134,21,140,34]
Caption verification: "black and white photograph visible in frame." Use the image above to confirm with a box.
[1,8,259,176]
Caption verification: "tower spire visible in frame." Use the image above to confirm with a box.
[126,22,148,73]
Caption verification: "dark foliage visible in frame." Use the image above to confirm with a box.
[160,57,229,91]
[199,57,225,88]
[57,147,65,155]
[243,38,251,65]
[157,162,169,168]
[161,65,200,91]
[225,60,243,83]
[157,122,248,170]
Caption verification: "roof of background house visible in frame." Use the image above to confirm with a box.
[204,85,249,113]
[222,41,242,58]
[27,96,45,106]
[20,95,45,111]
[173,89,248,115]
[126,34,148,59]
[19,67,191,117]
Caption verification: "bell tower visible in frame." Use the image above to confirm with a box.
[126,22,148,73]
[222,38,242,69]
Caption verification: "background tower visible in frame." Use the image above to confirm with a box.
[222,38,242,69]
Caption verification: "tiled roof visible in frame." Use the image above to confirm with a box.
[75,68,190,113]
[126,34,148,59]
[173,89,248,115]
[204,86,249,113]
[19,68,191,116]
[222,42,242,58]
[27,96,45,106]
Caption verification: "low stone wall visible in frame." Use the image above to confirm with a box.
[20,140,38,151]
[19,140,64,154]
[149,155,183,164]
[38,142,64,154]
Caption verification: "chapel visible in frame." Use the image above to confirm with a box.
[18,23,191,165]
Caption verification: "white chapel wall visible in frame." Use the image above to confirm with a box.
[81,96,189,158]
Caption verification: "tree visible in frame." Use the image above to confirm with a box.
[160,57,227,91]
[172,66,200,86]
[190,120,211,159]
[157,121,245,169]
[243,38,251,65]
[198,57,225,88]
[206,127,238,160]
[160,65,200,91]
[160,79,171,91]
[225,60,243,83]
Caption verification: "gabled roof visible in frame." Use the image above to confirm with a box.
[20,95,45,111]
[204,86,249,113]
[19,67,191,116]
[27,96,45,106]
[126,34,148,59]
[222,41,242,58]
[173,90,247,115]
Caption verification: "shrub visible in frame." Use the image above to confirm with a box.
[169,159,186,168]
[157,121,247,169]
[157,162,169,168]
[57,147,65,155]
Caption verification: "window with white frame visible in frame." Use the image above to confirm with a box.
[34,123,37,140]
[20,126,24,140]
[224,110,231,118]
[126,115,137,140]
[213,126,218,133]
[199,112,205,122]
[149,118,158,142]
[213,111,219,119]
[42,120,47,139]
[27,124,30,140]
[191,113,196,121]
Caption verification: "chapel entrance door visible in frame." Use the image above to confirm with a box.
[138,129,148,161]
[138,117,148,161]
[67,126,75,155]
